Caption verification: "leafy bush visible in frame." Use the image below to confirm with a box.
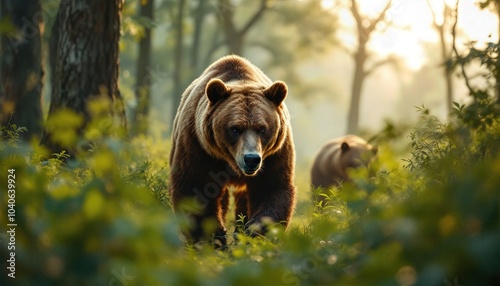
[1,122,178,285]
[2,99,498,285]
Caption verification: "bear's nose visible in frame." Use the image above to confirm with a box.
[244,153,261,169]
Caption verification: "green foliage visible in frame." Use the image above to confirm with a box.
[269,0,338,56]
[3,78,500,286]
[0,15,18,35]
[122,0,156,42]
[2,91,500,285]
[404,105,457,174]
[448,40,500,132]
[1,127,175,285]
[0,123,27,146]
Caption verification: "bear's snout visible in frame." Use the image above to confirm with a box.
[243,153,261,174]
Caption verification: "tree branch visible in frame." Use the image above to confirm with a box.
[451,0,474,93]
[350,0,364,34]
[204,35,225,68]
[363,56,396,76]
[425,0,441,29]
[367,0,392,33]
[240,0,268,36]
[351,0,392,44]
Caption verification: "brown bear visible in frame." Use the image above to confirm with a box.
[311,135,377,193]
[169,55,296,246]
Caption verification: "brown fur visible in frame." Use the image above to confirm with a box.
[169,55,296,246]
[311,135,377,190]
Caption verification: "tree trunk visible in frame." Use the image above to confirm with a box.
[438,25,454,118]
[347,50,366,134]
[346,0,392,134]
[132,0,154,136]
[444,65,454,116]
[49,9,60,96]
[216,0,268,56]
[41,0,125,156]
[219,0,243,55]
[0,0,43,140]
[170,0,185,128]
[444,68,453,118]
[220,17,242,55]
[427,0,454,119]
[496,1,500,103]
[190,0,207,75]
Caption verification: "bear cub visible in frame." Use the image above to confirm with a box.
[169,55,296,246]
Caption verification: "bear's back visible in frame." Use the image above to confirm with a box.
[311,139,343,188]
[178,56,272,113]
[311,135,373,188]
[201,55,272,85]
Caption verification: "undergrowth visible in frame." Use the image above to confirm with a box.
[1,96,499,285]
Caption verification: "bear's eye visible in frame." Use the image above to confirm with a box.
[230,126,241,135]
[258,128,266,135]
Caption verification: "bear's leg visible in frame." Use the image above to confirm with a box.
[170,178,227,247]
[245,150,296,236]
[245,183,295,236]
[219,190,229,221]
[193,197,227,247]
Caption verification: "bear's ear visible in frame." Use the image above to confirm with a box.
[371,145,378,155]
[206,79,230,104]
[341,142,350,153]
[264,81,288,106]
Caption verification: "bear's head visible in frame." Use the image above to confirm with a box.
[338,135,377,172]
[202,78,289,176]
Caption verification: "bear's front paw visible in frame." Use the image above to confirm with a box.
[212,228,228,249]
[245,216,284,238]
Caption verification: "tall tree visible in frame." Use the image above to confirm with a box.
[190,0,208,76]
[41,0,126,156]
[347,0,393,134]
[215,0,269,55]
[48,8,59,98]
[426,0,456,119]
[0,0,43,140]
[478,0,500,102]
[170,0,186,128]
[132,0,154,136]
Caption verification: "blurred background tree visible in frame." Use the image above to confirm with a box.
[478,0,500,102]
[0,0,43,141]
[346,0,393,135]
[426,0,457,120]
[131,0,154,136]
[217,0,269,56]
[170,0,185,128]
[40,0,126,156]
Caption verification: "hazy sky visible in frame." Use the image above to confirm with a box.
[289,0,498,167]
[325,0,498,70]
